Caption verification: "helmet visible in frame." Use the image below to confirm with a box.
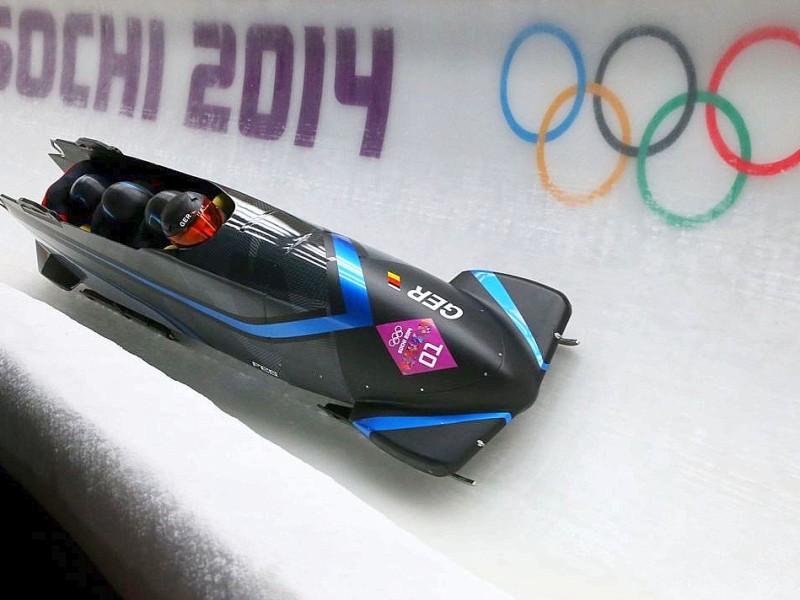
[70,174,108,213]
[91,181,152,242]
[159,191,224,247]
[98,181,152,223]
[143,190,180,234]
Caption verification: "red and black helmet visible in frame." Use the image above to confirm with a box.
[158,191,224,247]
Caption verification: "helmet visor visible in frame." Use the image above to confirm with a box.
[167,198,224,247]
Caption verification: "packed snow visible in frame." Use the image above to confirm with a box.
[0,282,510,600]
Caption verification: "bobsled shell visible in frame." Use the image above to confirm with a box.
[0,137,575,478]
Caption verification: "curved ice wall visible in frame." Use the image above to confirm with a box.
[0,1,799,598]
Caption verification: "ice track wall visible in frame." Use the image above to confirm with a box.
[0,1,799,599]
[0,283,511,600]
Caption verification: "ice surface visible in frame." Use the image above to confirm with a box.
[0,0,799,598]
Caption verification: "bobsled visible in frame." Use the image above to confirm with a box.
[0,138,577,482]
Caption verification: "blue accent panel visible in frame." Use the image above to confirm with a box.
[353,412,512,438]
[56,232,373,339]
[331,233,373,325]
[472,270,549,370]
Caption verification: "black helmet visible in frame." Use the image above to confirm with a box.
[91,181,151,242]
[98,181,151,223]
[144,190,180,234]
[70,174,108,213]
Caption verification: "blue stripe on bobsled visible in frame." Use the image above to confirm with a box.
[58,232,373,338]
[471,270,548,370]
[331,233,374,327]
[353,412,512,438]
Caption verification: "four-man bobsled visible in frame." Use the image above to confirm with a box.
[0,138,576,481]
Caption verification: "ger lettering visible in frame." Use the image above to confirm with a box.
[407,286,464,320]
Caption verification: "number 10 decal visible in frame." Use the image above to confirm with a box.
[418,342,444,369]
[376,319,458,376]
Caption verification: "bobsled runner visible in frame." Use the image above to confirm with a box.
[0,138,577,482]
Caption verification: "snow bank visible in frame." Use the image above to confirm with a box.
[0,282,509,600]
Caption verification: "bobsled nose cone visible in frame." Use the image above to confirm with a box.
[451,270,573,373]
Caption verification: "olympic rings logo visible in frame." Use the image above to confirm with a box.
[388,325,405,346]
[500,24,800,227]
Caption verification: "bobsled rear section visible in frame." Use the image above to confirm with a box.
[36,240,85,290]
[0,194,87,290]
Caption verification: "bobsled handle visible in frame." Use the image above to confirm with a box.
[3,195,63,224]
[0,194,24,212]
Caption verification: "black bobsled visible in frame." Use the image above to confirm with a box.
[0,138,577,481]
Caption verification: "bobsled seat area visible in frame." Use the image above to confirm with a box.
[42,154,234,251]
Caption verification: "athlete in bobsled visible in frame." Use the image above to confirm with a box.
[46,170,231,249]
[0,138,577,483]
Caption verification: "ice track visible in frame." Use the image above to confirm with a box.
[1,1,799,598]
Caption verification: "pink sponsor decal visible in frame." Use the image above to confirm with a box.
[376,318,458,376]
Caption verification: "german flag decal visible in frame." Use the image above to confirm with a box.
[387,271,401,290]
